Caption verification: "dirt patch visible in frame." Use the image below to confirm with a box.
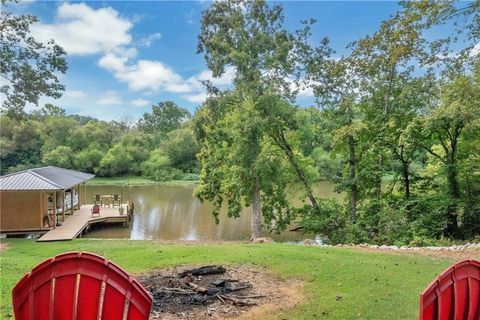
[137,265,302,320]
[0,242,10,252]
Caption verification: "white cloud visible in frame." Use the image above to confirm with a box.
[297,85,314,98]
[64,90,86,98]
[97,91,123,106]
[470,43,480,57]
[187,66,235,89]
[28,2,239,106]
[177,67,235,103]
[139,33,162,47]
[31,3,132,55]
[116,59,190,92]
[131,98,150,107]
[98,47,138,73]
[183,92,208,103]
[186,8,197,25]
[285,78,315,98]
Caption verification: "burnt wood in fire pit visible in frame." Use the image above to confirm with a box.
[179,265,226,277]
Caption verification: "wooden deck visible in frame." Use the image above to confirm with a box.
[37,204,129,242]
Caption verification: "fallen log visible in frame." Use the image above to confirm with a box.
[179,265,226,278]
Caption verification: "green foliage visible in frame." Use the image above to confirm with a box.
[0,100,199,180]
[196,0,318,238]
[74,146,103,173]
[158,127,199,173]
[40,115,79,153]
[0,115,42,174]
[299,200,346,244]
[0,3,67,117]
[42,146,74,169]
[69,120,121,151]
[181,173,200,181]
[141,149,182,181]
[97,144,134,177]
[138,101,190,143]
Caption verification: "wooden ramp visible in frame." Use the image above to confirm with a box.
[37,204,128,242]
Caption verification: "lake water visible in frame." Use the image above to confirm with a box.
[85,182,342,242]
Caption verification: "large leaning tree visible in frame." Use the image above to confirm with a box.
[0,0,67,118]
[195,0,316,239]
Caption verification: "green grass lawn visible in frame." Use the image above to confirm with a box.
[0,239,453,319]
[87,175,197,186]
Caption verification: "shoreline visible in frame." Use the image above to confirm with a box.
[87,176,198,186]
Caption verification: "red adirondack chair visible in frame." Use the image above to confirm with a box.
[91,204,101,217]
[419,259,480,320]
[12,252,152,320]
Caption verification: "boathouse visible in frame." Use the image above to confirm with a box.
[0,166,94,234]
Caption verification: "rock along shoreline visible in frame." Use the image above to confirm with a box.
[300,238,480,253]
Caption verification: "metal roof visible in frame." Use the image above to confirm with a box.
[0,166,95,191]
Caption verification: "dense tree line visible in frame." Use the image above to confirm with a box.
[0,102,200,181]
[1,0,479,244]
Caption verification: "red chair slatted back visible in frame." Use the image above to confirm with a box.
[419,259,480,320]
[12,252,152,320]
[92,204,101,214]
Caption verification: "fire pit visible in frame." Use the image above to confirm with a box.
[137,264,302,319]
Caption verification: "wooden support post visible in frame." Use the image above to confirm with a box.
[62,190,65,222]
[70,188,74,214]
[77,184,80,209]
[84,183,87,205]
[40,192,43,228]
[53,191,57,229]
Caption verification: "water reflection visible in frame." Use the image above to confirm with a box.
[85,182,341,241]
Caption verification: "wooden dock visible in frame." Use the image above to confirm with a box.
[37,204,129,242]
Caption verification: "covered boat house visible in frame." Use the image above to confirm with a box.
[0,166,94,234]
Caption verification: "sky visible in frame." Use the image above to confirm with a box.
[11,1,403,121]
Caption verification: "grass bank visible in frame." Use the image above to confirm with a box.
[0,239,454,319]
[87,175,198,186]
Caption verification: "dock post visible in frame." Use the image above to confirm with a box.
[62,190,65,223]
[70,188,74,214]
[53,192,57,229]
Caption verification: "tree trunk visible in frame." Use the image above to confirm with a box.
[348,134,357,222]
[277,131,318,208]
[375,156,383,202]
[445,154,460,236]
[446,142,460,199]
[251,177,262,240]
[402,160,410,199]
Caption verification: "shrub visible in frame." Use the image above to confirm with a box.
[42,146,74,169]
[141,149,182,181]
[74,147,103,173]
[96,144,134,176]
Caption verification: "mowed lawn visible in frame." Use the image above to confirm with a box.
[0,239,454,319]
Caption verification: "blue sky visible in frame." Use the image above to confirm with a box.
[14,1,402,120]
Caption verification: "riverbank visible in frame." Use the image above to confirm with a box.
[87,175,198,186]
[1,239,456,319]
